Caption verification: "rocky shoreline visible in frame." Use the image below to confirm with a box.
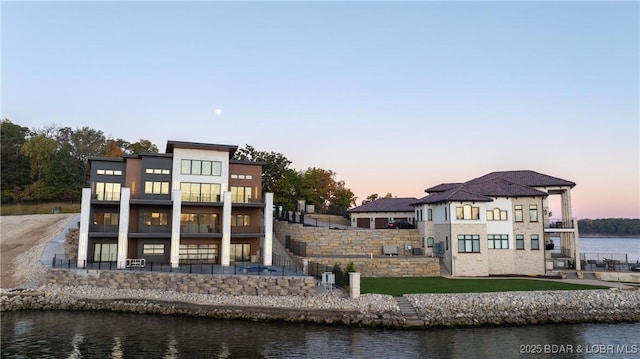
[2,284,639,328]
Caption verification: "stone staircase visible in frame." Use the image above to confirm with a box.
[394,296,424,328]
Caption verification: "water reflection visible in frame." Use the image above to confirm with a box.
[1,311,638,358]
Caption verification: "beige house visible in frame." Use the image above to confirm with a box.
[413,170,578,276]
[348,197,417,229]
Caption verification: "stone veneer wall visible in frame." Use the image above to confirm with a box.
[275,221,440,277]
[305,257,440,277]
[305,214,349,226]
[275,221,421,256]
[47,269,316,296]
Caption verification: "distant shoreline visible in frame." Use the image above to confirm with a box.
[551,234,640,239]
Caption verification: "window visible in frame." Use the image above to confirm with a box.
[93,212,119,225]
[181,159,222,176]
[514,205,523,222]
[180,182,221,202]
[145,168,170,174]
[427,237,434,248]
[516,235,525,250]
[230,243,251,262]
[231,186,252,203]
[487,208,508,221]
[445,207,447,220]
[144,181,169,195]
[531,235,540,250]
[233,214,250,227]
[96,169,122,176]
[427,209,433,221]
[180,213,219,233]
[456,205,479,220]
[488,234,509,249]
[457,234,480,253]
[93,243,117,262]
[529,205,539,222]
[95,182,121,201]
[231,174,253,180]
[143,244,165,255]
[143,212,169,226]
[179,244,218,262]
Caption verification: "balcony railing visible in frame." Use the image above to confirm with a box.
[180,224,221,234]
[231,197,264,204]
[545,219,574,229]
[89,224,119,233]
[91,192,121,201]
[182,193,222,203]
[231,225,264,234]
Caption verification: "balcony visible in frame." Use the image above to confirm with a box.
[231,225,264,237]
[181,193,222,204]
[91,192,121,202]
[544,218,576,232]
[180,224,221,234]
[89,224,119,233]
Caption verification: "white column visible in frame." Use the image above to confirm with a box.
[263,193,273,266]
[77,188,92,268]
[221,191,232,266]
[170,189,182,268]
[349,272,361,299]
[116,188,130,269]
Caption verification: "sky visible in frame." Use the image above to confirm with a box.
[2,1,638,219]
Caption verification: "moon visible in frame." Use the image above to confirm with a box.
[215,108,222,116]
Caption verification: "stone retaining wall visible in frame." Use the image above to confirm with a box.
[47,269,316,296]
[304,214,349,226]
[306,257,440,277]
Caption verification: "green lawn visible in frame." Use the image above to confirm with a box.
[361,277,608,296]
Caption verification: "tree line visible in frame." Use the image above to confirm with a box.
[1,119,356,215]
[577,218,640,236]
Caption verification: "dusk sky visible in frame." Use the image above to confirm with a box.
[2,1,638,219]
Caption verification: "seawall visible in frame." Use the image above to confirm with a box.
[2,286,639,329]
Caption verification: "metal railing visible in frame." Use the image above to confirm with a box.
[546,219,574,229]
[284,235,307,257]
[51,255,307,277]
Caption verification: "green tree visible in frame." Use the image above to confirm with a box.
[234,145,298,210]
[0,119,31,203]
[20,133,57,181]
[127,139,159,154]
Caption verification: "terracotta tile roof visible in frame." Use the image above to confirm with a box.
[349,197,418,213]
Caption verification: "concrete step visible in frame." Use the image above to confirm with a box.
[582,272,597,280]
[394,296,424,328]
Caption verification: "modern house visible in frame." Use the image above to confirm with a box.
[348,197,418,229]
[77,140,274,269]
[413,170,579,276]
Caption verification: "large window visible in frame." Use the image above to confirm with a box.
[232,214,250,227]
[516,235,525,250]
[529,205,539,222]
[93,212,119,225]
[179,244,218,263]
[180,213,219,233]
[456,205,479,220]
[181,159,222,176]
[143,244,165,255]
[144,181,169,195]
[531,235,540,250]
[143,212,169,226]
[427,209,433,221]
[514,205,523,222]
[95,182,121,201]
[230,243,250,262]
[180,182,221,202]
[231,186,252,203]
[487,208,508,221]
[488,234,509,249]
[93,243,117,262]
[457,234,480,253]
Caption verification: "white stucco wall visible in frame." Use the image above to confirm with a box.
[171,148,230,192]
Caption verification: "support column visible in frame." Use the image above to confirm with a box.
[349,272,361,299]
[221,191,232,266]
[263,193,273,266]
[170,189,182,268]
[77,188,91,268]
[116,188,130,269]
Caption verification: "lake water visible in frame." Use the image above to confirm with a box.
[1,311,639,358]
[552,236,640,262]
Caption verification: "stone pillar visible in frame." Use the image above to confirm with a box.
[170,189,182,268]
[263,193,273,266]
[349,272,361,299]
[221,191,232,266]
[116,188,130,269]
[77,188,91,268]
[302,258,309,275]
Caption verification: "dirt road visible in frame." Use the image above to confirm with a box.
[0,213,75,288]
